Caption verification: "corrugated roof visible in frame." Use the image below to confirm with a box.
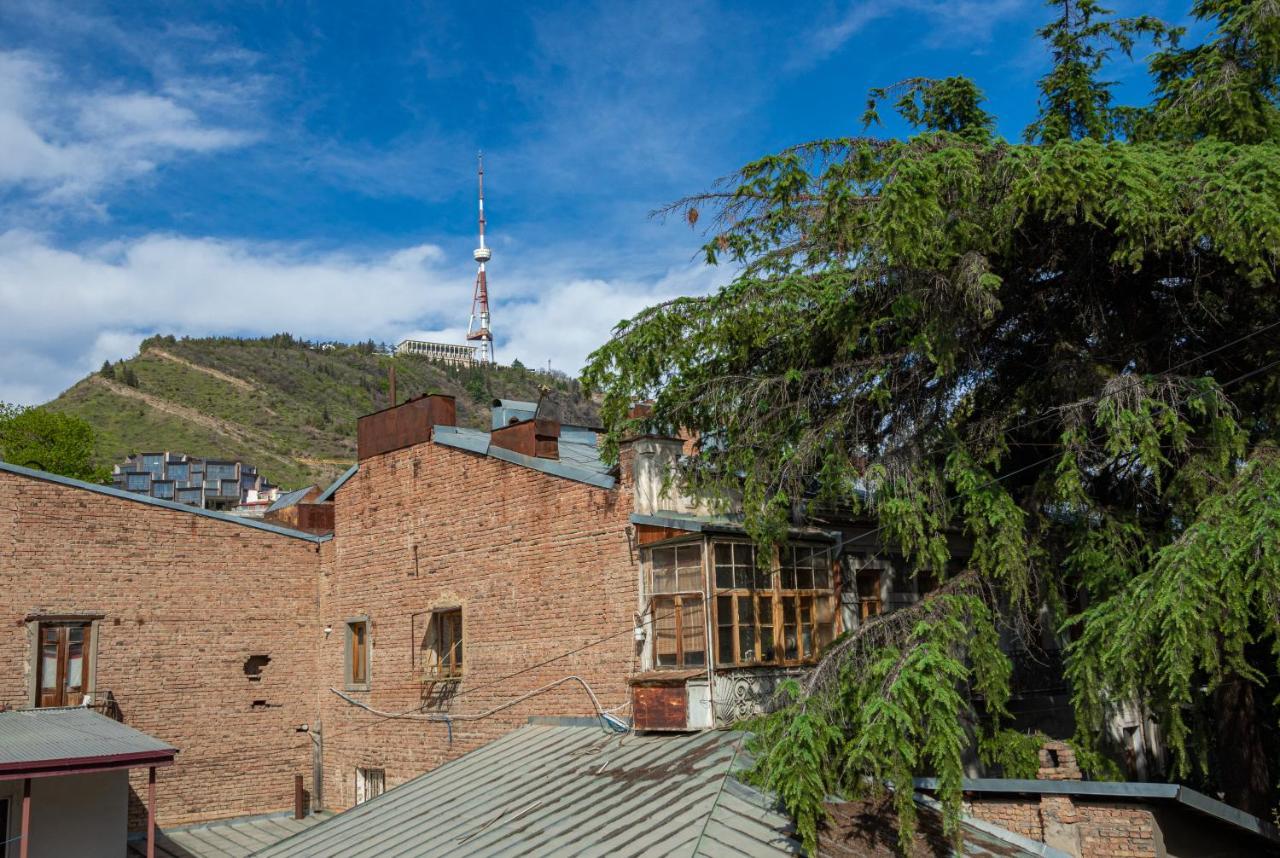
[266,486,315,513]
[127,811,333,858]
[432,425,616,490]
[629,513,840,543]
[0,461,328,543]
[254,723,801,857]
[0,707,175,772]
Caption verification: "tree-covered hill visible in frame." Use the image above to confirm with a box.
[43,334,598,489]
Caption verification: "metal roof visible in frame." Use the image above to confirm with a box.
[915,777,1280,846]
[128,811,333,858]
[315,463,358,502]
[0,707,175,777]
[266,486,315,513]
[629,513,841,543]
[0,461,328,543]
[432,425,616,490]
[254,722,801,857]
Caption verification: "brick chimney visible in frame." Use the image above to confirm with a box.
[1037,741,1083,781]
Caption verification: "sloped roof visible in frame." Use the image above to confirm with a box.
[127,811,333,858]
[316,463,358,502]
[432,425,615,489]
[0,707,175,777]
[254,721,801,857]
[266,485,315,513]
[0,461,328,544]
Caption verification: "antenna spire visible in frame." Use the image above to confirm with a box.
[466,151,494,364]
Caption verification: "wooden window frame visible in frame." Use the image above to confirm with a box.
[713,540,839,668]
[344,617,371,691]
[28,616,100,709]
[856,568,884,620]
[644,541,707,670]
[423,608,464,681]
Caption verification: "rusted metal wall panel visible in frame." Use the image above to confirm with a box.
[632,683,688,731]
[490,418,560,460]
[356,395,456,461]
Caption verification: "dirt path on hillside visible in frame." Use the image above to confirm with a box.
[88,375,297,470]
[146,348,259,392]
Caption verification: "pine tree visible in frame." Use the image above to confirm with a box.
[584,1,1280,850]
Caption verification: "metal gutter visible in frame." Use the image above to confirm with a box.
[913,777,1280,845]
[0,460,327,543]
[0,750,176,781]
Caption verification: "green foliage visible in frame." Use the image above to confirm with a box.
[584,0,1280,844]
[0,404,111,483]
[745,586,1012,854]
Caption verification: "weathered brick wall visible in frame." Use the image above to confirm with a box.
[318,440,638,810]
[967,796,1160,857]
[965,798,1043,842]
[0,470,323,828]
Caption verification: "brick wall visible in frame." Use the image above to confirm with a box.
[318,440,638,810]
[0,470,323,828]
[966,797,1161,857]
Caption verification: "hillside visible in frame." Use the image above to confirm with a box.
[44,335,600,489]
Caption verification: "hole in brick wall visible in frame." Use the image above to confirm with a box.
[244,655,271,680]
[1045,748,1060,767]
[250,700,281,709]
[113,618,121,626]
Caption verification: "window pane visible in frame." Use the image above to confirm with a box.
[40,628,58,691]
[680,597,706,667]
[782,596,798,660]
[716,595,735,665]
[349,622,367,684]
[800,598,814,658]
[66,626,84,692]
[714,543,735,589]
[759,595,776,662]
[653,597,678,666]
[676,545,702,592]
[737,595,756,662]
[813,551,831,589]
[651,547,676,593]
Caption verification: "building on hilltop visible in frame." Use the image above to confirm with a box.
[392,339,478,365]
[112,452,279,512]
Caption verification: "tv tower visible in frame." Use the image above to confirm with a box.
[466,152,494,364]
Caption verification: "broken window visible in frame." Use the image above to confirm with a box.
[37,621,92,707]
[715,542,838,667]
[345,619,370,689]
[423,609,463,680]
[354,767,384,805]
[646,543,706,669]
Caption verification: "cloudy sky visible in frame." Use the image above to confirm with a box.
[0,0,1188,404]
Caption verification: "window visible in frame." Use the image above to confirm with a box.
[167,463,189,482]
[354,767,384,805]
[37,622,92,707]
[646,544,706,669]
[424,609,463,679]
[714,542,838,667]
[345,619,370,689]
[151,481,174,499]
[856,569,883,619]
[125,472,150,491]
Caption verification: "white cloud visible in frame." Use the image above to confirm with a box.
[0,229,728,405]
[0,49,255,207]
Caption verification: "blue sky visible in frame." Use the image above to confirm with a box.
[0,0,1190,404]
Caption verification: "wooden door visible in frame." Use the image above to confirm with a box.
[37,623,90,707]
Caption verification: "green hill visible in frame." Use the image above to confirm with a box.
[44,334,600,489]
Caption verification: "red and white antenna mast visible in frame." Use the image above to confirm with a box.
[466,152,494,364]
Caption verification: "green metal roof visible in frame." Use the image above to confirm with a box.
[0,707,175,776]
[254,722,800,857]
